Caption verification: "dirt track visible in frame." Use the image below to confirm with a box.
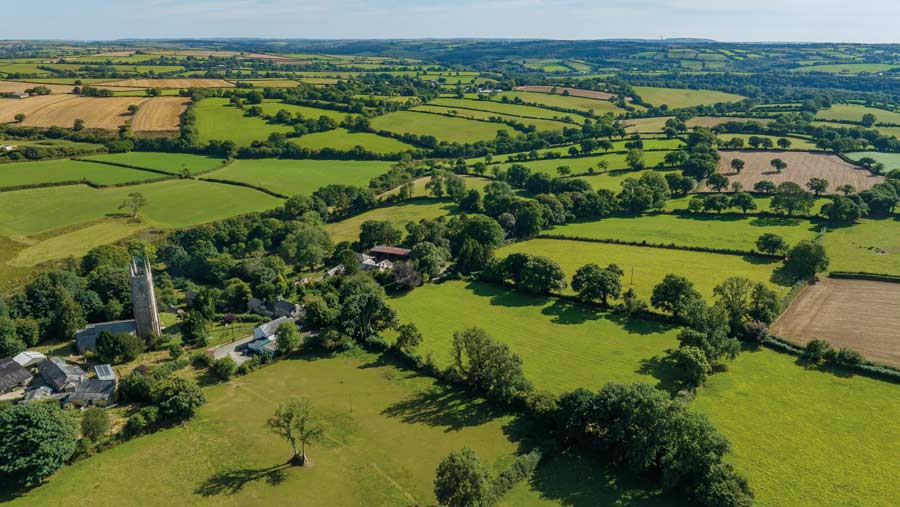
[772,278,900,367]
[714,151,884,193]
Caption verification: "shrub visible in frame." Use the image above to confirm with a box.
[212,356,238,380]
[493,450,543,496]
[832,347,864,368]
[801,339,833,365]
[190,350,213,368]
[742,321,769,345]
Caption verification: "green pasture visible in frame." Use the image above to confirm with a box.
[821,218,900,275]
[0,159,165,188]
[8,353,561,507]
[379,175,493,199]
[257,100,356,122]
[794,63,900,74]
[204,158,392,197]
[549,214,819,252]
[846,151,900,170]
[291,128,417,154]
[0,179,282,237]
[465,138,682,166]
[577,167,681,191]
[389,280,679,394]
[497,238,787,300]
[663,195,832,214]
[492,151,673,176]
[7,220,144,268]
[429,97,588,122]
[693,348,900,507]
[631,87,746,109]
[325,199,458,244]
[413,105,572,132]
[194,98,293,146]
[83,152,225,174]
[370,111,515,144]
[816,103,900,125]
[482,91,625,116]
[717,134,818,150]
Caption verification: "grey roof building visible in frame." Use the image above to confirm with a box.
[0,357,33,393]
[68,379,116,407]
[248,297,301,319]
[75,320,137,355]
[39,358,87,392]
[12,351,46,368]
[253,316,294,341]
[94,364,117,381]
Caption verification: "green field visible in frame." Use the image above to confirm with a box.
[693,348,900,507]
[717,134,818,150]
[325,199,457,243]
[631,87,746,109]
[846,151,900,170]
[429,97,588,121]
[414,105,573,132]
[0,159,165,188]
[291,128,416,154]
[194,98,294,146]
[498,238,787,299]
[578,167,681,191]
[794,63,900,74]
[0,179,282,237]
[370,110,515,144]
[484,91,625,116]
[664,195,832,214]
[8,353,565,507]
[821,218,900,275]
[257,101,356,122]
[379,175,494,199]
[7,220,144,268]
[492,151,674,176]
[549,214,819,252]
[816,103,900,125]
[390,281,679,394]
[205,159,393,197]
[83,152,225,174]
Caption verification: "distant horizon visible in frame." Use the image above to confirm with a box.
[8,0,900,44]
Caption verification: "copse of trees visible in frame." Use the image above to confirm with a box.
[0,403,80,488]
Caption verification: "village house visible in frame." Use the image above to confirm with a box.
[247,297,302,319]
[369,245,412,261]
[68,364,117,407]
[0,357,33,394]
[39,357,87,392]
[12,350,46,368]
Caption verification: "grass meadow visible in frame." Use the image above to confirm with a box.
[0,179,282,237]
[204,159,393,196]
[194,98,293,146]
[290,128,417,154]
[7,221,145,269]
[413,105,573,132]
[846,151,900,170]
[83,152,226,174]
[389,281,680,394]
[484,91,625,115]
[370,110,516,143]
[821,218,900,275]
[816,103,900,125]
[0,159,164,188]
[5,352,563,507]
[549,214,819,252]
[256,100,356,122]
[497,238,788,299]
[492,151,674,176]
[325,199,458,244]
[631,87,746,109]
[428,97,589,121]
[693,348,900,507]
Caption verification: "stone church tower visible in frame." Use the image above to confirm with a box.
[130,257,162,337]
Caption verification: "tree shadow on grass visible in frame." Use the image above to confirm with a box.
[525,452,691,507]
[466,281,548,308]
[541,298,602,325]
[381,385,507,432]
[195,461,291,497]
[749,216,803,228]
[636,353,681,394]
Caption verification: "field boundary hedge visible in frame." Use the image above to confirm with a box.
[71,157,178,176]
[828,271,900,284]
[534,233,779,259]
[197,176,289,199]
[764,335,900,384]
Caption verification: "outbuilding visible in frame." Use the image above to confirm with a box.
[0,357,33,393]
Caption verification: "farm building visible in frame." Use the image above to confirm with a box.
[370,245,411,260]
[69,379,116,407]
[12,350,46,368]
[247,338,278,357]
[0,357,33,393]
[39,357,87,392]
[94,364,117,381]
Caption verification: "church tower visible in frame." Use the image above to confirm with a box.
[130,257,162,337]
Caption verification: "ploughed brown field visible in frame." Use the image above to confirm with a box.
[95,78,235,88]
[714,151,884,193]
[513,85,620,101]
[2,96,189,132]
[771,278,900,367]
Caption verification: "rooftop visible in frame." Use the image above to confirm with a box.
[370,245,412,257]
[0,357,33,391]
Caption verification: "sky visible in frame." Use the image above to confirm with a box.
[7,0,900,43]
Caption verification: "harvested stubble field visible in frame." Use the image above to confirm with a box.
[513,85,619,101]
[0,80,78,94]
[714,151,884,193]
[771,278,900,367]
[95,78,235,88]
[5,96,188,132]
